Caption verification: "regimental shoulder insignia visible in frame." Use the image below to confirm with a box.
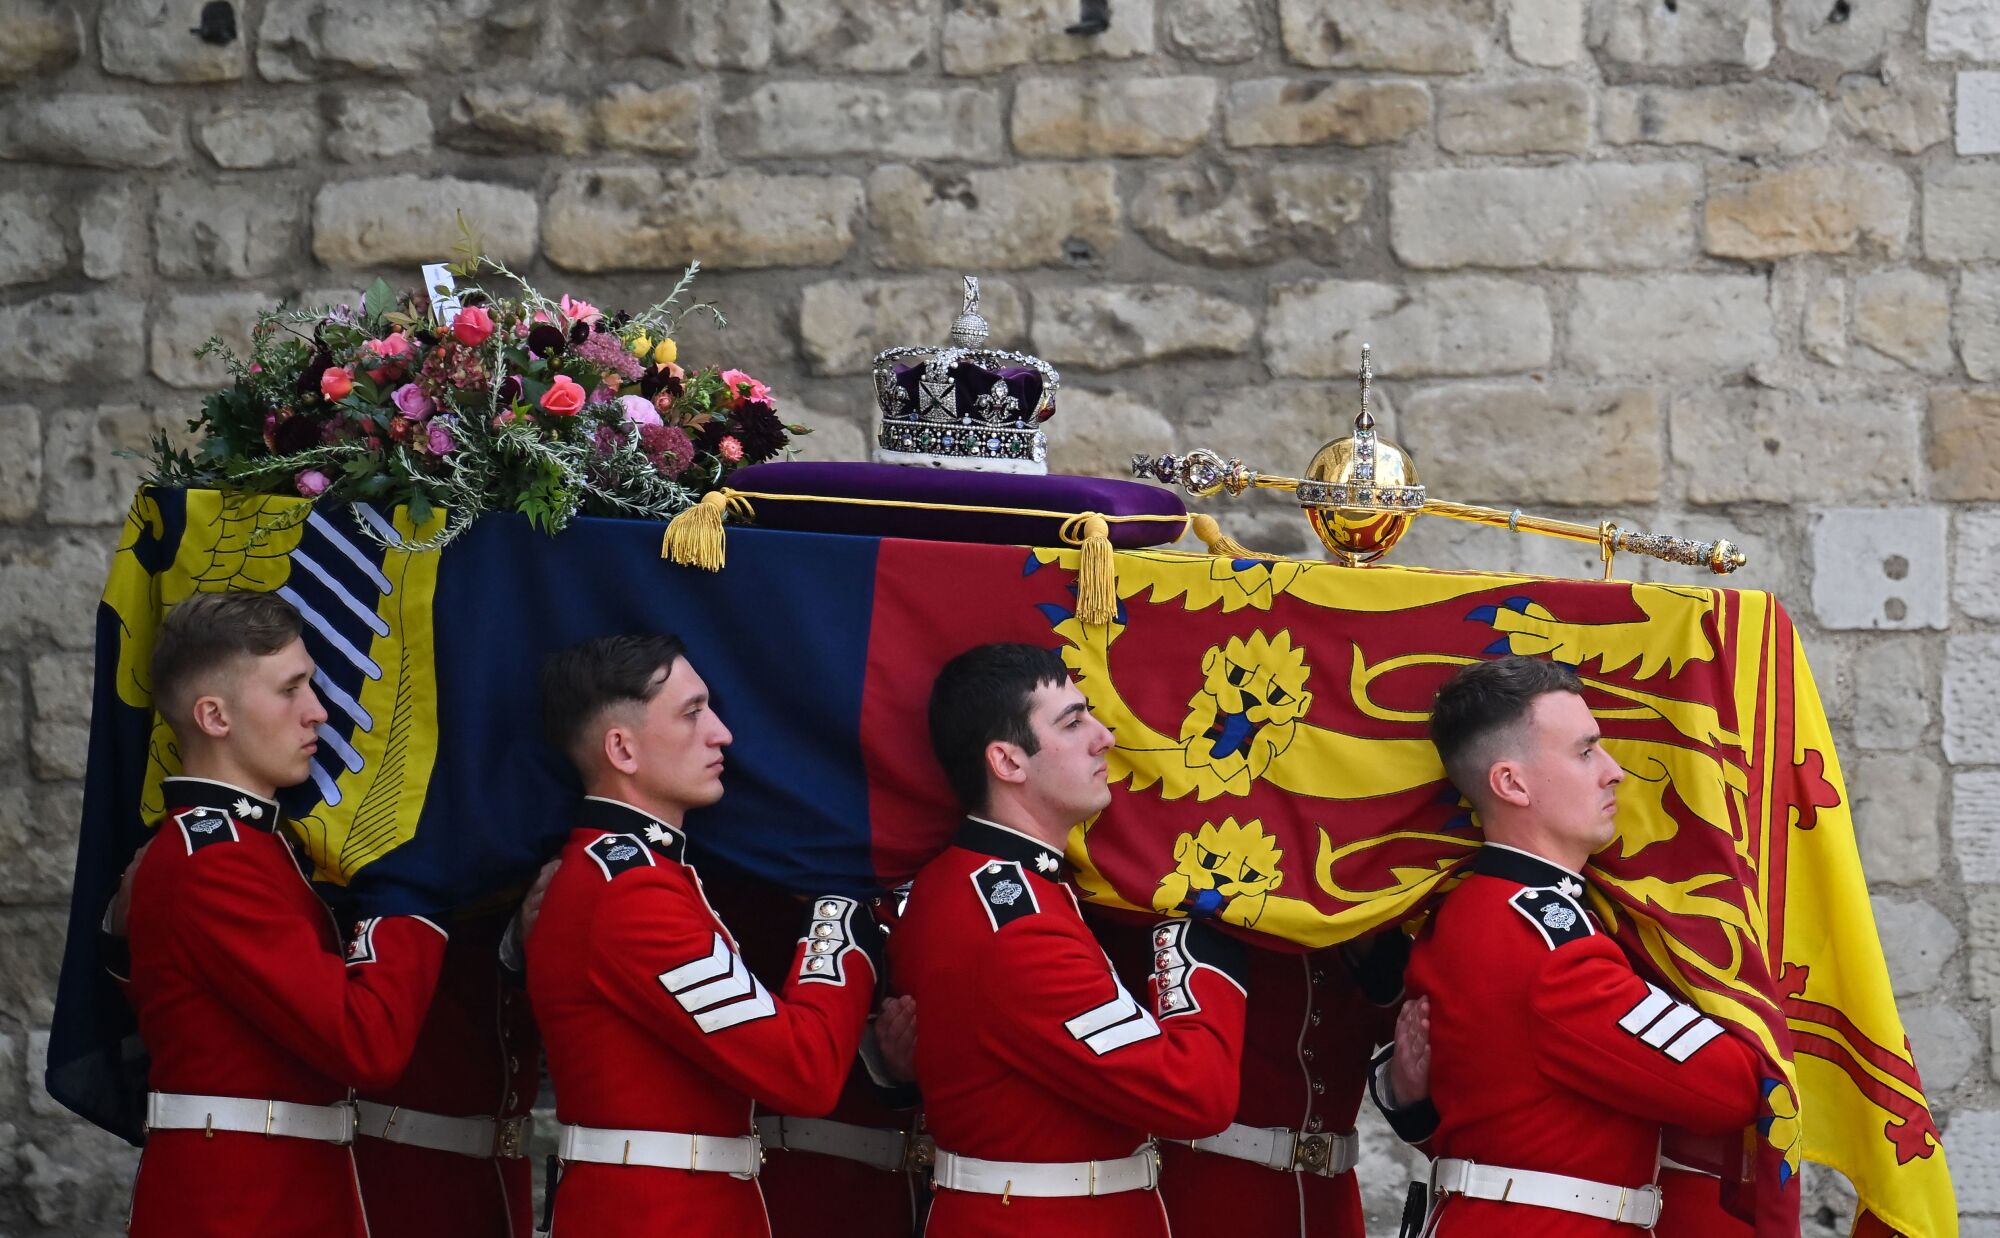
[1510,885,1595,950]
[971,860,1040,932]
[585,832,655,882]
[173,806,240,855]
[346,917,380,966]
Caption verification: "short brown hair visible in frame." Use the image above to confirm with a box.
[539,633,689,770]
[1429,655,1582,808]
[151,591,306,729]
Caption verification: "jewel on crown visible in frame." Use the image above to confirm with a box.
[872,276,1059,476]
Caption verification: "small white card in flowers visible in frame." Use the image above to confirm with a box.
[422,263,463,327]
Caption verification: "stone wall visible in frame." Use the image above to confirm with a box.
[0,0,1996,1231]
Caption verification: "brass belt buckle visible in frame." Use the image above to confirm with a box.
[902,1130,936,1175]
[1293,1132,1332,1173]
[494,1116,526,1160]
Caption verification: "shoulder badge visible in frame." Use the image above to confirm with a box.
[971,860,1040,932]
[173,806,240,855]
[1509,886,1595,950]
[585,832,655,882]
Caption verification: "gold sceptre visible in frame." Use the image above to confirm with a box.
[1132,345,1746,580]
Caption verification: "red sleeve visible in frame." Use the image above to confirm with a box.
[171,844,447,1090]
[585,874,874,1118]
[1528,935,1763,1135]
[977,914,1245,1140]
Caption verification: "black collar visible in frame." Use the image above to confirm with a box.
[579,797,687,863]
[954,816,1066,879]
[1472,843,1585,890]
[160,777,280,833]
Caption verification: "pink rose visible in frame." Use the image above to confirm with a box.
[426,419,459,455]
[320,366,354,401]
[391,383,434,420]
[558,294,602,325]
[366,331,412,361]
[619,394,663,427]
[295,469,331,497]
[452,305,495,347]
[718,369,770,408]
[539,374,585,416]
[718,435,744,462]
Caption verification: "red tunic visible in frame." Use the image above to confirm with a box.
[1406,844,1763,1236]
[354,907,540,1238]
[895,818,1248,1238]
[125,777,447,1238]
[526,797,877,1238]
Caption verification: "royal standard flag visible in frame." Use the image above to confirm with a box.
[53,488,1953,1236]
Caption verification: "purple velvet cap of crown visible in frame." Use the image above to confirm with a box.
[730,461,1185,549]
[892,362,1052,423]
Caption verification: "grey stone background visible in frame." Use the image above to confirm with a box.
[0,0,1996,1232]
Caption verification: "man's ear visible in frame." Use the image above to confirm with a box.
[1487,758,1532,810]
[601,723,641,776]
[190,694,230,742]
[985,739,1028,789]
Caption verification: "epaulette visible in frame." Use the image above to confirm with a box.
[585,832,655,882]
[1509,885,1594,950]
[173,806,241,855]
[970,859,1040,931]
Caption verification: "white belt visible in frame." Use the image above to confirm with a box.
[145,1092,354,1146]
[355,1100,533,1159]
[1186,1123,1359,1176]
[932,1145,1158,1198]
[755,1115,909,1173]
[1430,1158,1662,1228]
[557,1123,761,1178]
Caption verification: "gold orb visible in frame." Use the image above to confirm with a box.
[1302,430,1423,565]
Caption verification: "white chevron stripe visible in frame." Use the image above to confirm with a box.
[660,934,734,993]
[1618,984,1673,1034]
[674,953,758,1013]
[1065,988,1141,1039]
[693,980,776,1033]
[1640,1003,1703,1048]
[1082,1009,1160,1054]
[1664,1018,1727,1063]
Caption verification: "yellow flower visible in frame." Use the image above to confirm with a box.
[629,333,652,358]
[653,338,677,367]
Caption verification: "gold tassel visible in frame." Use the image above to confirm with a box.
[1190,512,1265,559]
[662,489,732,571]
[1075,513,1116,625]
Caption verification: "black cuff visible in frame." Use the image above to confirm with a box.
[1368,1042,1440,1145]
[1178,920,1249,991]
[1340,929,1412,1007]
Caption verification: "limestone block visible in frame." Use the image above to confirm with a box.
[1902,1005,1975,1093]
[1033,285,1256,369]
[0,294,144,384]
[149,293,268,391]
[1975,892,2000,1002]
[1960,71,2000,155]
[1045,389,1177,479]
[1567,275,1774,377]
[155,180,302,279]
[313,175,538,268]
[1962,269,2000,383]
[1704,164,1912,260]
[0,531,109,649]
[772,0,933,72]
[1600,82,1828,155]
[670,0,771,69]
[1958,509,2000,620]
[1956,770,2000,883]
[259,0,540,81]
[449,87,590,155]
[1848,751,1942,884]
[591,84,702,156]
[42,406,187,525]
[868,164,1120,271]
[1779,0,1914,69]
[327,93,434,162]
[1017,77,1217,157]
[0,0,81,84]
[1931,390,2000,501]
[1189,382,1400,467]
[14,1120,144,1230]
[784,415,869,464]
[1224,78,1429,148]
[799,278,1027,375]
[1850,269,1954,373]
[0,191,68,286]
[1835,72,1952,153]
[1851,637,1934,749]
[1266,278,1552,378]
[79,186,140,280]
[1946,636,2000,765]
[1869,897,1959,996]
[1951,1111,2000,1214]
[1167,0,1264,62]
[0,906,65,1022]
[1923,165,2000,261]
[0,95,181,169]
[1506,0,1584,65]
[1802,268,1847,365]
[1279,0,1492,73]
[1400,384,1661,505]
[1929,0,2000,60]
[195,103,320,169]
[720,84,1001,161]
[1590,0,1775,68]
[99,0,246,82]
[0,408,40,524]
[546,170,860,273]
[1132,163,1370,266]
[942,0,1155,75]
[1390,165,1699,269]
[1669,389,1920,504]
[1437,79,1589,153]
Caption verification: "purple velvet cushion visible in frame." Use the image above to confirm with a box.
[729,461,1187,549]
